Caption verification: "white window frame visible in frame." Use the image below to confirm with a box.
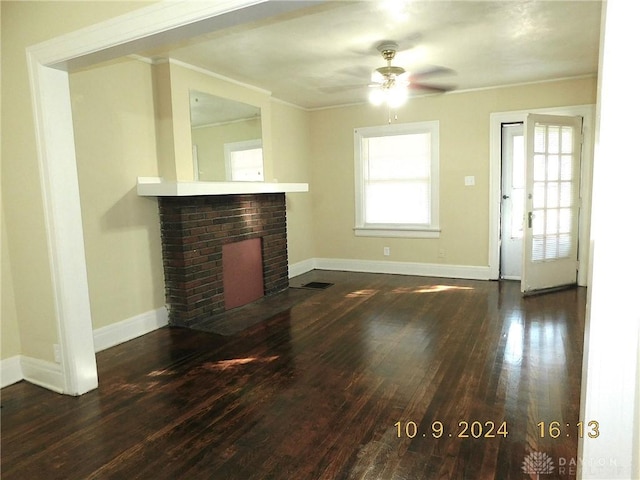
[223,139,263,182]
[354,121,440,238]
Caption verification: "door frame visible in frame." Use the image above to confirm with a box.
[488,104,595,285]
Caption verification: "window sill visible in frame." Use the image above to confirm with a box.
[354,226,441,239]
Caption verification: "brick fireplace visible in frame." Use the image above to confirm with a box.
[158,193,289,327]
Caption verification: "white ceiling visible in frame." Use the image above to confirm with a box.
[143,0,602,109]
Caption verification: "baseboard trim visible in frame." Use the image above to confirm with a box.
[93,307,169,353]
[2,308,170,391]
[20,356,64,393]
[307,257,493,280]
[289,258,317,278]
[0,356,23,388]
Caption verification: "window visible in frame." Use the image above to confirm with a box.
[354,121,440,237]
[224,139,264,181]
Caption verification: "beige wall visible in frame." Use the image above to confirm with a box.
[270,101,315,264]
[1,211,21,359]
[309,77,597,267]
[69,58,165,330]
[1,1,154,362]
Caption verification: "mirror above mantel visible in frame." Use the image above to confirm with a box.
[189,90,264,182]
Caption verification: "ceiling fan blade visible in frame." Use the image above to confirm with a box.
[408,83,455,93]
[409,66,456,80]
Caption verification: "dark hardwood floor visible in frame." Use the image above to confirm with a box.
[1,271,586,479]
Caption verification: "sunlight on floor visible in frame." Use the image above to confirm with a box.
[391,285,474,294]
[202,355,280,372]
[346,289,378,298]
[504,314,524,365]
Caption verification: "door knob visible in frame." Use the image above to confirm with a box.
[502,194,510,199]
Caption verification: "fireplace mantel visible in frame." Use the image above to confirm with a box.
[137,177,308,197]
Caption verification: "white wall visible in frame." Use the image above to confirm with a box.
[579,2,640,478]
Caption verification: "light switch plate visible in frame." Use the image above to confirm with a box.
[464,175,475,186]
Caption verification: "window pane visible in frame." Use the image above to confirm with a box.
[230,148,263,181]
[355,121,438,232]
[367,134,429,180]
[365,182,430,224]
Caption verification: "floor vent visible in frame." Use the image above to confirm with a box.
[300,282,334,290]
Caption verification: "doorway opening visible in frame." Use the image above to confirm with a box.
[491,105,594,290]
[499,122,524,280]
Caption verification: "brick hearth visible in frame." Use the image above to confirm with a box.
[158,194,288,327]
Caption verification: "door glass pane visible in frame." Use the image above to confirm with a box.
[532,237,545,261]
[546,235,558,258]
[534,155,546,181]
[533,182,546,208]
[561,155,573,180]
[548,126,560,153]
[546,182,559,208]
[559,182,572,207]
[558,233,572,257]
[561,126,573,154]
[547,155,559,181]
[534,126,546,152]
[532,211,544,235]
[546,209,558,235]
[559,208,572,233]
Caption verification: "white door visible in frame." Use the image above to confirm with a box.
[500,123,525,279]
[521,114,582,294]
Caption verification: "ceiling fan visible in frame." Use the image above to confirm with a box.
[368,41,453,107]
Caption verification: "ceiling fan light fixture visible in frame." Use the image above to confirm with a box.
[368,87,385,106]
[367,41,412,109]
[368,78,409,108]
[387,84,408,108]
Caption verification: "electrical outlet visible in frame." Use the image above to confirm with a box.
[383,247,390,256]
[53,344,62,364]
